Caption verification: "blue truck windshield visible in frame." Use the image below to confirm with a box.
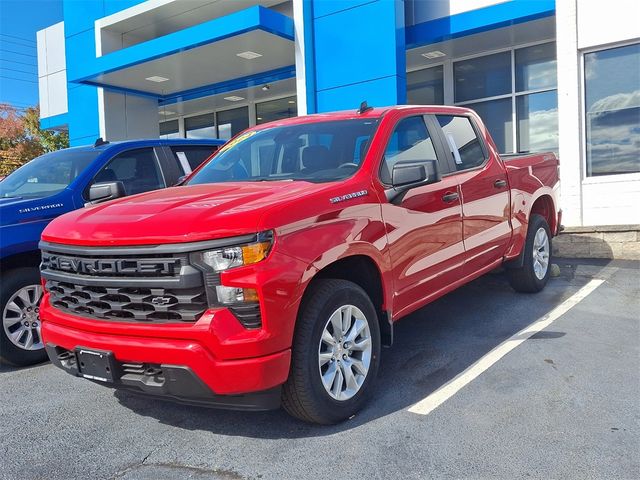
[0,149,100,199]
[187,119,379,185]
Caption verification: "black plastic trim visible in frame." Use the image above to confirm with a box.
[45,343,281,411]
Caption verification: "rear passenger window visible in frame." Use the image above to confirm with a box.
[380,116,438,184]
[91,148,164,196]
[436,115,486,171]
[170,146,219,174]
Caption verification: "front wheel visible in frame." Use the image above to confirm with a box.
[1,267,47,366]
[508,214,552,293]
[282,279,381,424]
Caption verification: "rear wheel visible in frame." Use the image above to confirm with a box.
[508,214,552,293]
[282,279,381,424]
[1,267,47,366]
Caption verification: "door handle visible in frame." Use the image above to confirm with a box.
[442,192,460,203]
[494,179,507,188]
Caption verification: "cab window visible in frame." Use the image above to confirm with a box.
[89,148,164,197]
[380,116,438,185]
[436,115,487,171]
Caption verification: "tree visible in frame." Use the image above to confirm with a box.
[0,104,69,176]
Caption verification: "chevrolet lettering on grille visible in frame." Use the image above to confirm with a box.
[42,253,181,276]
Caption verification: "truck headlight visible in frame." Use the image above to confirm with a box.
[191,232,273,273]
[189,233,271,329]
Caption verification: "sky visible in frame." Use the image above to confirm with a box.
[0,0,63,110]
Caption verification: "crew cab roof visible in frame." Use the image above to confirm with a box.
[250,104,477,131]
[67,137,225,153]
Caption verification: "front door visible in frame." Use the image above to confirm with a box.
[378,115,465,319]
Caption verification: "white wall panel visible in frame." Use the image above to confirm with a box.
[37,21,68,119]
[48,70,68,116]
[577,0,640,49]
[45,22,66,74]
[38,76,49,118]
[407,0,508,25]
[36,29,47,76]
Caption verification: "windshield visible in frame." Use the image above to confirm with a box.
[187,119,379,185]
[0,149,99,200]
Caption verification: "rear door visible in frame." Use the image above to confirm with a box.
[378,115,465,318]
[433,114,511,276]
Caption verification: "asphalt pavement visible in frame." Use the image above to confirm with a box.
[1,258,638,480]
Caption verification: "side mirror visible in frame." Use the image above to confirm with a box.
[86,181,126,205]
[387,159,441,203]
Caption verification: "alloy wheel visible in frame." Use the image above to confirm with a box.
[2,285,44,351]
[318,304,372,401]
[532,227,550,280]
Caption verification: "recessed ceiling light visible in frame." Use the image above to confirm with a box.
[288,100,296,104]
[236,51,262,60]
[421,50,446,59]
[224,95,244,102]
[145,75,170,82]
[159,110,176,115]
[257,117,263,121]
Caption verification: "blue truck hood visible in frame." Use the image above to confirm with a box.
[0,193,73,227]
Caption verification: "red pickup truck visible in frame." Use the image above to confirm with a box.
[39,105,560,424]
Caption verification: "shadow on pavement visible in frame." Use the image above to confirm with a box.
[109,260,614,438]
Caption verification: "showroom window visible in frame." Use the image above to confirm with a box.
[584,42,640,177]
[217,106,249,140]
[185,113,215,138]
[256,96,297,124]
[407,65,444,105]
[409,42,558,154]
[456,42,558,154]
[159,120,180,139]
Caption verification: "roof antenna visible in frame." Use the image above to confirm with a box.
[357,101,373,114]
[94,137,109,147]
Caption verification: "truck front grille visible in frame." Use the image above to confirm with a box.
[40,241,215,324]
[45,280,207,323]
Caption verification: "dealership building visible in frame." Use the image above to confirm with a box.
[37,0,639,228]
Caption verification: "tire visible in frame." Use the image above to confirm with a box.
[282,279,381,424]
[508,214,552,293]
[0,267,47,366]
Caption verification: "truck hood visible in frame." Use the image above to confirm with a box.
[42,182,331,246]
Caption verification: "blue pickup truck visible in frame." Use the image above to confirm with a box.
[0,138,223,366]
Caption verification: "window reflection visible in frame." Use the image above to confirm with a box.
[516,91,558,153]
[217,106,249,140]
[585,43,640,176]
[160,120,180,139]
[256,96,297,125]
[515,42,557,92]
[185,113,215,139]
[407,66,444,105]
[454,51,511,103]
[467,98,513,153]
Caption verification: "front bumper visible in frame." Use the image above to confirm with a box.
[45,343,282,410]
[41,296,291,409]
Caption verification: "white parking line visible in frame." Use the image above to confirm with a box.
[408,276,608,416]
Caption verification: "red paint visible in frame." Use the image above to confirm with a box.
[40,106,560,399]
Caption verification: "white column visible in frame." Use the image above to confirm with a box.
[555,0,583,226]
[292,0,307,115]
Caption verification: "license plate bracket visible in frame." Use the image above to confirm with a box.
[75,348,115,383]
